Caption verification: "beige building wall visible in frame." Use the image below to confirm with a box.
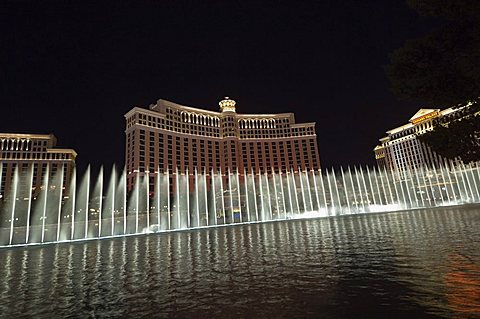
[0,133,77,199]
[125,97,321,190]
[374,106,468,172]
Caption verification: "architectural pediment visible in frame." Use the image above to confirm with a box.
[409,108,440,124]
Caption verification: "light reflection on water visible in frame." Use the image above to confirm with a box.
[0,206,479,318]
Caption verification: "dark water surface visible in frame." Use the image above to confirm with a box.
[1,206,479,318]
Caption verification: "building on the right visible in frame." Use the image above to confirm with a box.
[374,105,470,172]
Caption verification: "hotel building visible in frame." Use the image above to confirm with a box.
[124,97,321,189]
[374,106,469,172]
[0,133,77,200]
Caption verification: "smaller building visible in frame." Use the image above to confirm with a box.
[0,133,77,200]
[374,106,469,172]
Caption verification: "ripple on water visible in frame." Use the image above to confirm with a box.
[0,206,479,318]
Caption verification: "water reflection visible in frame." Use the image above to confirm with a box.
[0,206,479,318]
[444,253,480,317]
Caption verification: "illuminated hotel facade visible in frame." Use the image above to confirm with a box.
[0,133,77,200]
[124,97,321,189]
[374,106,469,172]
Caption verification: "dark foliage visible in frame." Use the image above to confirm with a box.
[417,102,480,163]
[386,23,480,107]
[406,0,480,21]
[387,0,480,162]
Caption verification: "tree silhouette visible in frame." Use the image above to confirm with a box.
[386,0,480,162]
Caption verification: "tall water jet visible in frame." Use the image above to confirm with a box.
[372,166,383,206]
[258,171,265,220]
[340,167,351,213]
[99,164,116,237]
[194,167,200,227]
[387,168,400,207]
[401,168,410,207]
[461,162,474,201]
[228,168,234,223]
[424,166,436,206]
[40,164,50,243]
[146,171,150,231]
[186,169,190,228]
[251,169,259,221]
[348,166,359,212]
[450,160,465,203]
[154,169,161,231]
[3,161,480,248]
[381,167,394,205]
[135,171,140,233]
[443,163,454,203]
[122,168,127,234]
[304,170,314,213]
[432,165,445,205]
[110,165,116,236]
[331,168,342,214]
[354,166,365,212]
[304,170,313,212]
[474,164,480,200]
[285,170,293,217]
[166,170,171,229]
[326,169,335,214]
[70,168,77,240]
[366,166,377,207]
[359,167,371,209]
[299,170,307,213]
[467,163,480,201]
[290,169,301,216]
[55,164,65,242]
[413,166,425,207]
[8,166,19,245]
[311,170,321,213]
[394,169,406,208]
[236,168,242,223]
[218,169,226,225]
[92,166,103,238]
[25,164,34,243]
[319,169,328,215]
[271,168,280,219]
[243,168,251,222]
[406,167,419,208]
[211,168,217,225]
[6,164,34,245]
[155,169,170,231]
[175,168,181,229]
[204,169,209,226]
[0,163,2,202]
[264,172,273,220]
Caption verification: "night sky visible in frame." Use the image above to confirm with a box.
[1,0,440,173]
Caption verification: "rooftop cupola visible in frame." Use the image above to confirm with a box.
[219,97,236,113]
